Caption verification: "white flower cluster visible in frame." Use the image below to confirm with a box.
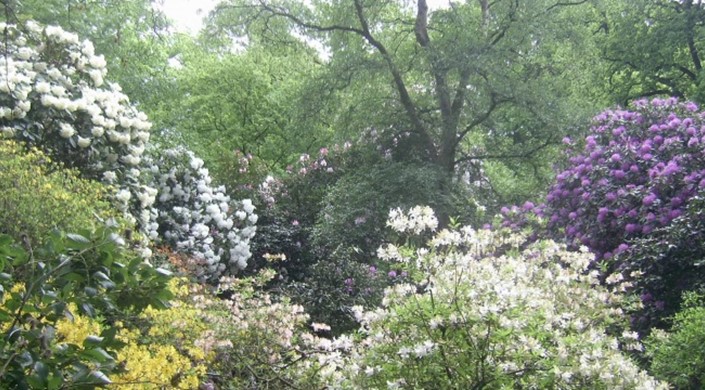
[144,147,257,280]
[386,206,438,234]
[0,22,151,170]
[337,207,666,389]
[0,21,260,276]
[0,21,159,241]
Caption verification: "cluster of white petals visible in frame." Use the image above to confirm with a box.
[144,147,257,280]
[336,207,666,389]
[0,22,151,174]
[386,206,438,234]
[0,21,156,235]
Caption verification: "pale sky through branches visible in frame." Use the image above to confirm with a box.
[159,0,452,34]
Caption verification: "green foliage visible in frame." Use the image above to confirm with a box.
[619,192,705,333]
[209,0,600,197]
[0,140,124,245]
[596,0,705,104]
[286,247,391,334]
[155,37,329,173]
[0,225,173,388]
[314,161,454,253]
[646,292,705,389]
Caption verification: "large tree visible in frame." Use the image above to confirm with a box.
[205,0,602,205]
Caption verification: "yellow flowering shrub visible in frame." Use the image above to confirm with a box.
[113,327,205,389]
[47,285,208,389]
[110,278,210,389]
[55,304,103,346]
[0,140,125,244]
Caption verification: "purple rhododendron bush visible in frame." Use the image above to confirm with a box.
[503,97,705,333]
[548,97,705,261]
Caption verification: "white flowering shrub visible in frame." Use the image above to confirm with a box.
[0,21,152,173]
[0,22,258,278]
[0,21,155,227]
[335,207,667,389]
[144,146,257,280]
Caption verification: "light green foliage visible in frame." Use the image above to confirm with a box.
[0,140,123,245]
[165,44,328,171]
[596,0,705,104]
[646,292,705,389]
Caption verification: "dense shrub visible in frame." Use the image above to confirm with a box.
[0,22,258,277]
[143,146,257,280]
[544,97,705,332]
[646,292,705,389]
[0,140,123,244]
[0,226,174,388]
[335,207,665,389]
[241,143,476,331]
[0,21,154,231]
[547,97,705,263]
[621,193,705,331]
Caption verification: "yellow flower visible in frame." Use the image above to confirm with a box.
[55,303,103,346]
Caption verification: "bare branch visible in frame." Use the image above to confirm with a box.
[253,0,365,35]
[546,0,589,13]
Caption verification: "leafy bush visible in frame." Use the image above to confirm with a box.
[285,247,394,334]
[122,270,338,389]
[241,143,477,331]
[646,292,705,389]
[0,226,174,388]
[543,97,705,332]
[547,98,705,263]
[622,193,705,331]
[334,207,665,389]
[0,21,155,231]
[0,140,123,244]
[0,21,258,276]
[143,146,257,281]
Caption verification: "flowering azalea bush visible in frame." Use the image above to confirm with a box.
[335,207,665,389]
[0,226,174,388]
[0,140,124,244]
[157,270,341,389]
[143,146,257,280]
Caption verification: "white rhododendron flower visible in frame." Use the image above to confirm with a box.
[143,146,257,280]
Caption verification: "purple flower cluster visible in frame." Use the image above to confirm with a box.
[547,98,705,260]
